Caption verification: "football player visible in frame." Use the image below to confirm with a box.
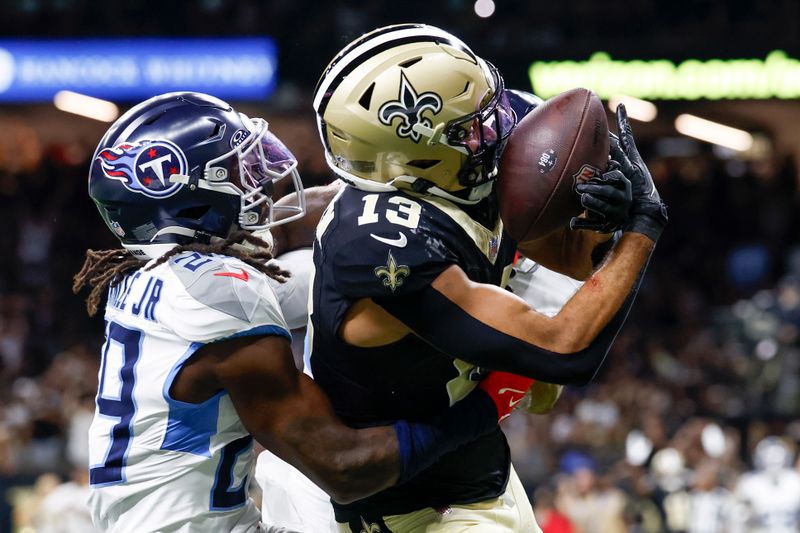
[254,258,584,533]
[734,436,800,532]
[73,92,526,533]
[309,24,667,531]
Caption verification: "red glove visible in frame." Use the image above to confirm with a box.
[478,371,534,422]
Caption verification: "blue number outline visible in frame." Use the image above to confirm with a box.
[210,436,253,510]
[90,321,143,487]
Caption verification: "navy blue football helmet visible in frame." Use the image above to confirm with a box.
[89,92,305,259]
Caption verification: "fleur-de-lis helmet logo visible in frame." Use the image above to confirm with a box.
[378,72,443,142]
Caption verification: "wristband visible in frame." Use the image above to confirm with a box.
[392,388,497,484]
[624,202,668,242]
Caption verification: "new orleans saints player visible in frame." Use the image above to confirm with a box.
[310,24,667,532]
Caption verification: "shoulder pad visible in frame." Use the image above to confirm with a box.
[267,248,313,330]
[161,251,289,343]
[325,191,459,299]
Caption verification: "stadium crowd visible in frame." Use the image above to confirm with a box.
[0,114,797,532]
[0,1,796,531]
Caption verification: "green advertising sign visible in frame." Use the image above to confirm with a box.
[529,51,800,100]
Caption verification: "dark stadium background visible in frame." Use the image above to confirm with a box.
[0,1,798,531]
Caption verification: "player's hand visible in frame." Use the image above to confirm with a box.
[612,104,668,242]
[570,163,632,233]
[477,371,534,422]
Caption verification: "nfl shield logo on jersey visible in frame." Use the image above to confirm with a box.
[488,235,500,263]
[96,139,188,198]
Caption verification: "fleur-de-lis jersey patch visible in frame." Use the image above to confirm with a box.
[374,250,410,292]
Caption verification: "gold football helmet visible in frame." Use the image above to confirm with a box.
[313,24,515,204]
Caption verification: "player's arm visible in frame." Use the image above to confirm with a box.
[373,105,667,385]
[270,180,343,257]
[517,227,614,280]
[172,333,504,504]
[374,232,651,385]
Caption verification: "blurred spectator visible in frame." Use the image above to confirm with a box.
[34,468,99,533]
[734,437,800,532]
[556,451,627,533]
[533,485,574,533]
[621,466,665,533]
[687,460,735,533]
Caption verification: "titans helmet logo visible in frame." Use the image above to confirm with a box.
[96,140,188,198]
[378,72,442,142]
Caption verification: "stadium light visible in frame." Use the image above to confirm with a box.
[608,95,657,122]
[674,114,753,152]
[474,0,495,18]
[53,90,119,122]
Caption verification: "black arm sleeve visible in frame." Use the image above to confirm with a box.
[375,260,650,386]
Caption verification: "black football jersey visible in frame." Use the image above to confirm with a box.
[309,185,517,521]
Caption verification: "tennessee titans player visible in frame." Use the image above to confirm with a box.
[309,24,667,531]
[74,92,522,533]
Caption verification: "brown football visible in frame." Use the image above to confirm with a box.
[497,87,609,243]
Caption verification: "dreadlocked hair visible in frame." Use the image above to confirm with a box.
[73,230,289,317]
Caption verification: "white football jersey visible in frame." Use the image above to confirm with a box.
[734,469,800,533]
[265,248,313,331]
[88,251,290,533]
[507,257,583,316]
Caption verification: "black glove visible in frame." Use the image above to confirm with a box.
[570,162,632,233]
[612,104,668,241]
